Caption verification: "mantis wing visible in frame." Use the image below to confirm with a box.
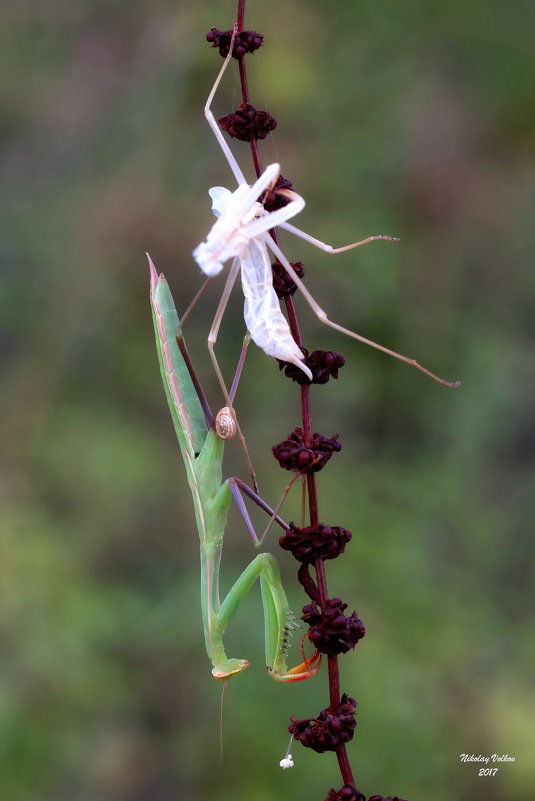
[149,254,207,458]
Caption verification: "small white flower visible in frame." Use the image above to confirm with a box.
[279,734,295,769]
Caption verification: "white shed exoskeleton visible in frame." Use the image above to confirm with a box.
[193,25,460,399]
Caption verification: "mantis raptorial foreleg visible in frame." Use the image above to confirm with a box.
[149,254,320,682]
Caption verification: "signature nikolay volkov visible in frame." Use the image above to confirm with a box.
[460,754,516,764]
[460,753,516,775]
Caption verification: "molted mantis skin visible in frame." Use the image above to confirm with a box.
[149,255,320,682]
[193,164,313,380]
[193,25,460,390]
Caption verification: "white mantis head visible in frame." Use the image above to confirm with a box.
[193,178,270,278]
[193,162,281,270]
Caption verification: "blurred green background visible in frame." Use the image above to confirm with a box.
[1,1,534,800]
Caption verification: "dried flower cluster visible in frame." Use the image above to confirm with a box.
[279,347,346,384]
[279,523,352,563]
[289,694,357,753]
[218,102,277,141]
[206,26,263,58]
[271,257,304,296]
[263,174,294,212]
[273,427,341,473]
[326,788,366,801]
[302,599,365,656]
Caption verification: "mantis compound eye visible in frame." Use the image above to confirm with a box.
[215,407,237,440]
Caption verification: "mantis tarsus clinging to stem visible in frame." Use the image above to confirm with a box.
[149,254,320,683]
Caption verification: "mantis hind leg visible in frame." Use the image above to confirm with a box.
[265,234,460,388]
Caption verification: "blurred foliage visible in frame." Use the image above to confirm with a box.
[1,1,534,800]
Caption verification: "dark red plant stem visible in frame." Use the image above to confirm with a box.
[336,741,355,788]
[283,292,303,346]
[237,0,246,31]
[236,1,354,790]
[237,0,263,178]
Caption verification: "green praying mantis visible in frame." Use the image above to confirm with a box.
[149,254,320,683]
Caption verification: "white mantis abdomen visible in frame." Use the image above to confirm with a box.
[241,238,313,380]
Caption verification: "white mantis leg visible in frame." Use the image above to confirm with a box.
[204,23,246,185]
[207,257,241,393]
[265,233,460,387]
[228,332,251,404]
[207,257,261,489]
[233,163,282,217]
[278,220,399,251]
[243,191,306,239]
